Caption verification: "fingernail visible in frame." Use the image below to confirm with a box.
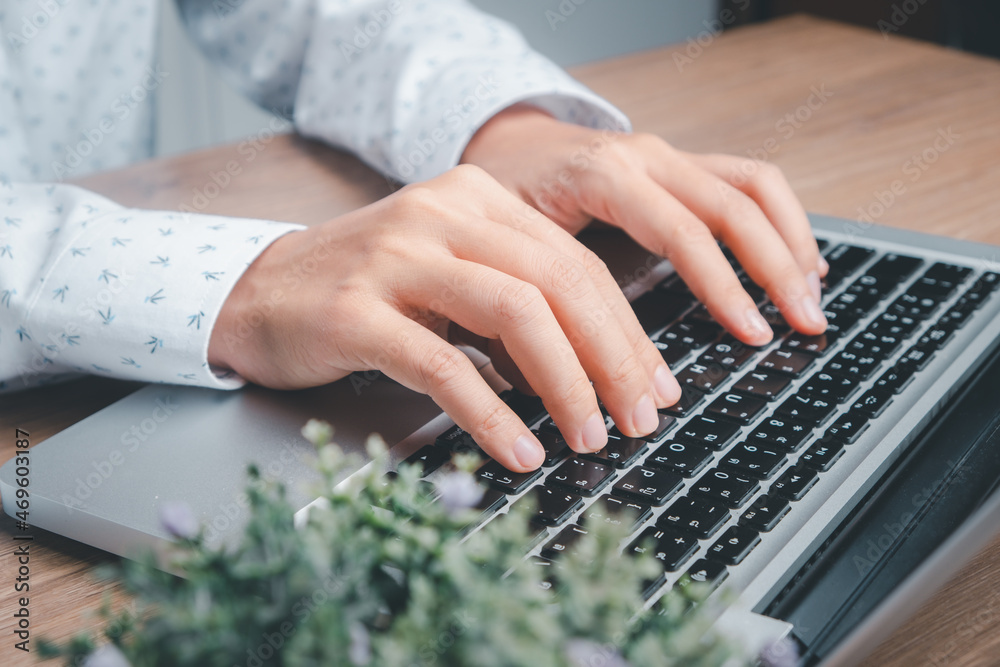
[654,365,681,406]
[745,307,773,342]
[513,435,544,470]
[582,412,608,452]
[818,256,830,275]
[807,270,823,304]
[632,394,659,435]
[800,295,828,328]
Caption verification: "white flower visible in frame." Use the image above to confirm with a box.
[301,419,334,447]
[564,638,631,667]
[759,636,800,667]
[158,500,198,540]
[348,621,371,665]
[433,471,484,516]
[82,644,132,667]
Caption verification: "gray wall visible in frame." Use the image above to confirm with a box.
[154,1,719,157]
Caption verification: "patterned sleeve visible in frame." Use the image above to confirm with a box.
[175,0,631,183]
[0,183,303,392]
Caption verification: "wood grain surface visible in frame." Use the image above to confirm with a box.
[2,15,999,666]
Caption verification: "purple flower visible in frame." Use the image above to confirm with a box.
[564,638,631,667]
[433,471,484,516]
[82,644,132,667]
[759,636,800,667]
[159,500,198,540]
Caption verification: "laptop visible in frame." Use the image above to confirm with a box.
[4,213,1000,666]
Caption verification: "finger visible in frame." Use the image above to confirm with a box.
[683,152,827,281]
[396,255,609,454]
[437,214,665,440]
[364,309,545,472]
[448,323,534,396]
[460,178,681,414]
[644,153,827,335]
[586,169,775,346]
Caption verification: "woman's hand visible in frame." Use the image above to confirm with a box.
[461,104,829,345]
[209,166,681,472]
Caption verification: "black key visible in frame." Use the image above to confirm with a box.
[825,350,881,380]
[874,366,915,395]
[646,441,714,478]
[658,273,695,297]
[655,339,693,367]
[776,394,838,425]
[922,261,972,284]
[659,319,723,348]
[971,271,1000,294]
[692,469,760,509]
[658,497,730,539]
[682,559,729,590]
[821,307,861,337]
[435,424,482,455]
[782,331,839,356]
[707,525,761,566]
[816,239,830,252]
[534,430,572,467]
[732,370,792,401]
[517,486,584,526]
[868,311,920,338]
[525,556,557,591]
[631,289,692,334]
[673,362,730,393]
[851,388,894,418]
[938,304,976,330]
[799,440,845,472]
[824,244,875,287]
[582,495,652,531]
[548,458,615,497]
[470,487,508,524]
[740,275,768,305]
[706,392,767,424]
[852,330,903,358]
[758,349,814,377]
[898,345,934,371]
[891,292,940,320]
[580,434,649,469]
[908,275,960,300]
[864,253,923,286]
[824,411,870,444]
[915,325,954,350]
[720,442,786,480]
[500,389,547,426]
[610,413,676,444]
[771,466,818,501]
[660,384,705,418]
[541,524,589,559]
[674,415,741,450]
[628,527,700,571]
[701,336,759,370]
[834,287,881,314]
[759,303,790,334]
[747,415,812,452]
[476,460,543,494]
[612,467,684,506]
[740,494,790,532]
[402,445,451,476]
[801,371,860,404]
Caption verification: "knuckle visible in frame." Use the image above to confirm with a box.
[544,255,588,296]
[670,215,713,248]
[552,374,595,410]
[420,345,466,390]
[716,189,760,223]
[446,163,493,188]
[578,247,610,280]
[472,402,517,440]
[494,281,546,329]
[607,354,646,390]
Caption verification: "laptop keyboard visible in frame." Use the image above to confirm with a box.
[395,237,1000,601]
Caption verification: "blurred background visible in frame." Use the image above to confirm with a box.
[155,0,998,158]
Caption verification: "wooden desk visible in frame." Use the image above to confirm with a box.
[2,15,999,666]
